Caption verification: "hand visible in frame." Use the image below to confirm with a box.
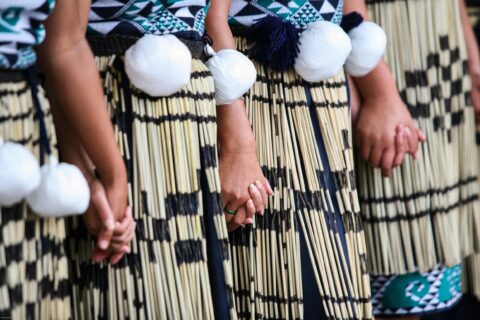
[91,206,136,265]
[354,93,425,177]
[219,151,273,232]
[83,177,135,264]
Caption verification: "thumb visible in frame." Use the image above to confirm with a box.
[91,183,115,250]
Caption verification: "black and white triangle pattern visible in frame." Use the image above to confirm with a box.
[88,0,209,39]
[229,0,343,29]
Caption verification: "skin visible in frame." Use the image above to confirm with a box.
[36,0,134,264]
[346,3,471,320]
[460,0,480,125]
[344,1,426,177]
[205,0,274,232]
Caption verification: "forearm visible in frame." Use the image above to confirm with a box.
[205,0,235,51]
[41,40,125,184]
[206,0,256,153]
[343,0,399,105]
[50,97,95,181]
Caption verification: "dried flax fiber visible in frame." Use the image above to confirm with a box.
[228,36,372,320]
[66,50,236,319]
[359,0,480,277]
[0,75,70,319]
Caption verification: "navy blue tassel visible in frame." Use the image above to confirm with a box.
[341,12,364,33]
[246,16,300,71]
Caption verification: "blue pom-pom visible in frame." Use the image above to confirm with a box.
[246,16,300,71]
[341,12,364,33]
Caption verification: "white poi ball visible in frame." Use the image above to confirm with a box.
[206,48,257,105]
[344,21,387,77]
[0,139,41,206]
[294,21,352,82]
[124,34,192,96]
[27,156,90,217]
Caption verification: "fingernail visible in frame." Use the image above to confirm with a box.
[260,209,265,216]
[249,184,256,192]
[247,199,254,208]
[255,180,262,187]
[99,240,108,250]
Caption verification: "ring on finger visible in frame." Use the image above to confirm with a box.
[223,205,238,216]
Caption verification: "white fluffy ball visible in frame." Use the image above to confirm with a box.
[27,156,90,217]
[344,21,387,77]
[0,140,41,206]
[125,34,192,96]
[294,21,352,82]
[206,49,257,105]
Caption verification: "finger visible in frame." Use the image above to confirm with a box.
[405,127,419,159]
[360,142,372,163]
[227,207,246,231]
[223,202,236,224]
[244,217,254,224]
[109,246,130,265]
[111,221,136,246]
[255,180,268,206]
[264,179,274,196]
[113,207,133,236]
[249,184,264,213]
[91,248,111,263]
[394,132,407,167]
[416,129,427,142]
[91,185,116,251]
[91,183,116,231]
[381,147,396,177]
[369,146,384,168]
[233,207,247,227]
[246,199,257,218]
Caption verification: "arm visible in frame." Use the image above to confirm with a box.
[205,0,273,231]
[36,0,133,263]
[343,0,425,176]
[460,0,480,123]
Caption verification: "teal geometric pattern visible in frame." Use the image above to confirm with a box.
[371,264,463,316]
[0,0,55,70]
[228,0,343,29]
[88,0,210,40]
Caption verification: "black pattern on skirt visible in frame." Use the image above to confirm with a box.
[463,1,480,303]
[228,36,372,320]
[65,53,235,319]
[0,75,71,319]
[359,0,480,276]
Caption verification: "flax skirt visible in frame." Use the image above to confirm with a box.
[463,0,480,303]
[361,0,480,275]
[361,0,480,316]
[227,36,372,320]
[0,72,70,319]
[65,41,235,319]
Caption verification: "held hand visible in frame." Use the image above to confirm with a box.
[354,93,425,177]
[91,206,136,265]
[219,151,273,232]
[83,177,134,264]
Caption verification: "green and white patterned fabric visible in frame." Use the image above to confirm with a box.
[0,0,55,70]
[229,0,343,28]
[371,265,463,316]
[88,0,210,40]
